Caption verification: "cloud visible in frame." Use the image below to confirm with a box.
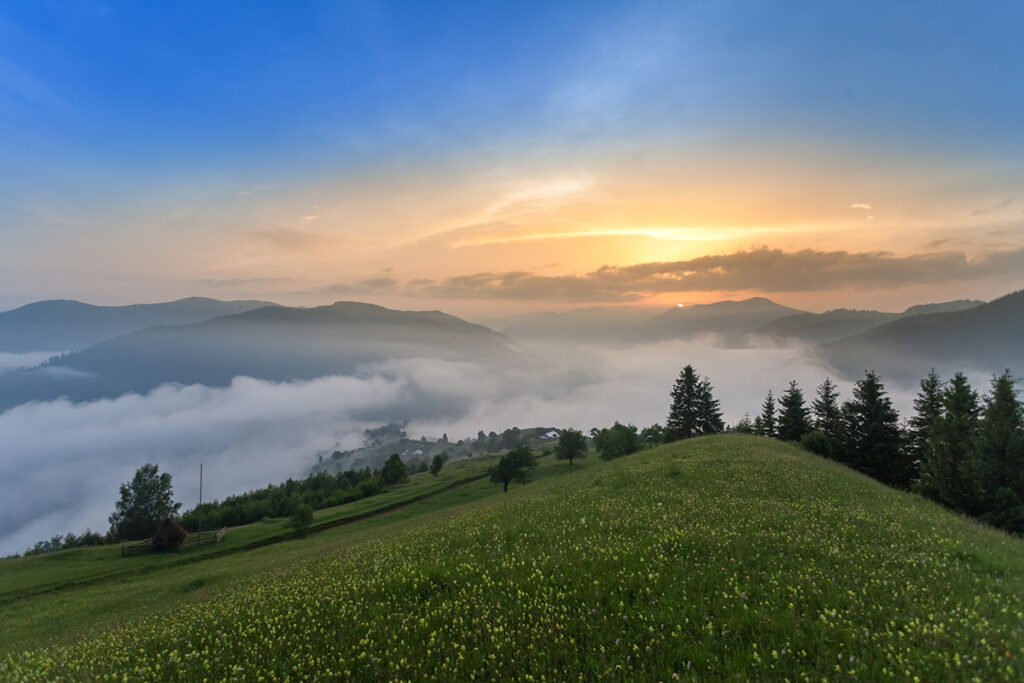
[972,196,1016,216]
[401,246,1024,301]
[849,203,872,210]
[318,277,400,296]
[197,277,297,288]
[249,227,328,250]
[0,336,943,557]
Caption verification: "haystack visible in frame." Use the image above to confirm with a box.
[152,517,187,550]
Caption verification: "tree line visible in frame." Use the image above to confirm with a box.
[730,369,1024,534]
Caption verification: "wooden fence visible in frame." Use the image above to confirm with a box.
[121,527,227,557]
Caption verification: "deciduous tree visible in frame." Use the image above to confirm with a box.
[108,464,181,541]
[554,428,588,466]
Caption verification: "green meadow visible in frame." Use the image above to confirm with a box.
[2,435,1023,680]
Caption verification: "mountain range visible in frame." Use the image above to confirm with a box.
[824,291,1024,381]
[0,291,1018,412]
[0,297,276,353]
[0,301,515,411]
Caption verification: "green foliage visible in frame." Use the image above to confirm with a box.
[907,370,943,470]
[840,371,910,489]
[639,423,666,447]
[430,454,444,477]
[733,413,755,434]
[776,380,811,442]
[800,430,836,459]
[919,372,980,511]
[488,445,538,492]
[554,428,588,465]
[758,390,776,438]
[666,365,723,440]
[382,453,409,485]
[286,504,314,538]
[811,377,842,442]
[108,464,181,541]
[7,437,1024,681]
[594,422,640,460]
[974,372,1023,504]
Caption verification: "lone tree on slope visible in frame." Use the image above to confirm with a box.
[108,463,181,541]
[489,445,538,492]
[430,454,444,476]
[554,428,588,466]
[381,453,409,485]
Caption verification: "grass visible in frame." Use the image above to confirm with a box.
[0,448,586,654]
[3,435,1023,680]
[0,453,497,604]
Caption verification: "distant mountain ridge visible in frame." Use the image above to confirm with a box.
[824,290,1024,380]
[0,297,278,353]
[638,297,807,343]
[0,301,517,412]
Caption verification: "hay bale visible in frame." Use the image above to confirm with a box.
[152,517,187,550]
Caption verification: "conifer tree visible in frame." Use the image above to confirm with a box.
[907,370,943,478]
[973,371,1024,527]
[840,371,909,488]
[667,366,723,440]
[759,390,776,438]
[696,378,725,435]
[811,377,842,441]
[918,372,980,512]
[777,380,811,442]
[666,365,699,440]
[734,413,754,434]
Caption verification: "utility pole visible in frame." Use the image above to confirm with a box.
[198,463,203,541]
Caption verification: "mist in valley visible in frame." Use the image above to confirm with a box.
[0,332,964,558]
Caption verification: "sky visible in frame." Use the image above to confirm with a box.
[2,1,1024,316]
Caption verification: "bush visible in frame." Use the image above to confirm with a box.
[801,430,836,459]
[286,504,314,538]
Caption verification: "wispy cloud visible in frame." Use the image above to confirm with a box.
[396,246,1024,301]
[249,227,329,251]
[849,203,872,210]
[318,277,399,296]
[972,196,1016,216]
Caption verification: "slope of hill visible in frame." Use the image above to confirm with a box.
[902,298,985,316]
[0,297,277,353]
[485,306,656,343]
[825,289,1024,380]
[756,308,901,343]
[0,301,517,411]
[3,435,1021,679]
[639,297,807,343]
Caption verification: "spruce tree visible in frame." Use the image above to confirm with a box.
[907,370,943,480]
[973,371,1024,528]
[667,366,723,439]
[666,365,699,440]
[776,380,811,442]
[759,390,776,438]
[696,378,725,435]
[840,371,909,488]
[919,372,980,513]
[811,377,842,441]
[734,413,754,434]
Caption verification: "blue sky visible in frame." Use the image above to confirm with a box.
[1,1,1023,312]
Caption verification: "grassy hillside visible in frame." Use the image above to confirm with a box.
[3,435,1023,680]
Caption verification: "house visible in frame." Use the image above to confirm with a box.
[540,430,560,440]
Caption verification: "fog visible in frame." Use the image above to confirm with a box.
[0,352,58,373]
[0,337,967,556]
